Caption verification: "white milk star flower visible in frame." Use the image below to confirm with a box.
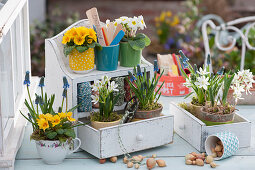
[91,94,99,104]
[195,76,210,90]
[108,81,119,92]
[101,76,111,85]
[197,67,210,76]
[92,80,101,91]
[183,77,192,88]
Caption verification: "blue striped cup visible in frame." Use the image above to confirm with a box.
[205,132,239,160]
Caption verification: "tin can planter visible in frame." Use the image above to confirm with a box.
[95,44,119,71]
[134,104,163,119]
[91,119,121,130]
[35,138,81,164]
[69,48,95,74]
[119,42,142,67]
[200,107,235,126]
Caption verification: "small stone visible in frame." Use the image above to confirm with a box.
[185,160,192,165]
[123,156,129,164]
[216,151,223,158]
[210,162,218,168]
[206,155,214,164]
[110,156,117,163]
[137,155,144,161]
[196,159,204,166]
[202,153,206,157]
[99,159,106,164]
[185,154,195,161]
[192,161,196,165]
[215,145,223,152]
[212,152,217,158]
[127,162,133,168]
[152,154,157,158]
[156,160,166,167]
[217,140,222,146]
[134,163,140,169]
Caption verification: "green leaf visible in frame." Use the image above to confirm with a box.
[76,46,88,53]
[143,34,151,46]
[46,131,57,139]
[64,45,75,56]
[64,129,76,138]
[58,136,67,143]
[134,33,146,40]
[95,43,102,51]
[87,42,96,48]
[128,39,145,50]
[56,129,64,135]
[62,122,71,129]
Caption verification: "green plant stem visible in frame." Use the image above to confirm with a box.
[27,85,36,113]
[36,104,39,115]
[61,97,64,112]
[41,87,44,101]
[66,95,68,113]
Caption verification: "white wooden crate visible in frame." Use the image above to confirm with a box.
[45,19,154,121]
[78,115,174,159]
[170,102,251,152]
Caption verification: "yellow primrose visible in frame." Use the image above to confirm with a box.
[44,113,53,122]
[52,115,61,127]
[37,118,49,131]
[66,112,76,122]
[39,114,45,119]
[154,17,159,22]
[76,27,89,38]
[74,36,85,45]
[160,12,165,22]
[58,112,66,119]
[88,28,97,42]
[68,28,78,38]
[62,35,71,44]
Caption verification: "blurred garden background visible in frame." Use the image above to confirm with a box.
[29,0,255,76]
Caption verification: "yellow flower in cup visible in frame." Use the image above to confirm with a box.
[62,35,71,44]
[74,36,85,45]
[88,28,97,42]
[52,115,61,127]
[39,114,45,119]
[66,112,76,122]
[76,27,89,38]
[170,16,180,26]
[37,118,49,131]
[58,112,66,119]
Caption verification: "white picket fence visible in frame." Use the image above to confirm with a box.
[0,0,34,169]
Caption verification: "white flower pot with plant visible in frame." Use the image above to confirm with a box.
[127,61,164,119]
[20,72,83,164]
[90,76,122,129]
[106,16,150,67]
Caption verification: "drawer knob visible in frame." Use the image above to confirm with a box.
[136,135,143,141]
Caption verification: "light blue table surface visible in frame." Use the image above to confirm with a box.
[15,96,255,170]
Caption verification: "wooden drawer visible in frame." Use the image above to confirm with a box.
[170,102,251,152]
[78,115,174,159]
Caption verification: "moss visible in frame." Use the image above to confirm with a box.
[90,112,122,122]
[191,96,204,106]
[138,102,162,111]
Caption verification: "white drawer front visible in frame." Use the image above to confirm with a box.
[100,115,173,158]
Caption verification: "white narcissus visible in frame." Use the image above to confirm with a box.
[195,76,210,90]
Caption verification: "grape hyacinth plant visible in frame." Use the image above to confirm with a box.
[127,61,164,110]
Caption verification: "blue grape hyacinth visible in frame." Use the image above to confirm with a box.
[137,64,142,76]
[217,66,225,75]
[128,71,136,82]
[63,76,70,89]
[39,76,45,87]
[154,60,159,72]
[23,71,30,86]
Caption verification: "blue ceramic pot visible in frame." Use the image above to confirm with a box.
[95,44,119,71]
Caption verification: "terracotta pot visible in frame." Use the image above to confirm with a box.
[134,104,163,119]
[227,88,255,105]
[189,103,203,118]
[200,107,235,126]
[91,119,121,130]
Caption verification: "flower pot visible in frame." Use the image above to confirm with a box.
[200,107,235,126]
[68,48,95,73]
[227,88,255,105]
[119,42,142,67]
[190,103,203,119]
[35,138,81,164]
[134,104,163,119]
[91,119,121,130]
[95,44,119,71]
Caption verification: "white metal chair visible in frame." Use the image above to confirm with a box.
[202,16,255,71]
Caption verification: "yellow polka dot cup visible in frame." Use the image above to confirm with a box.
[68,48,95,73]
